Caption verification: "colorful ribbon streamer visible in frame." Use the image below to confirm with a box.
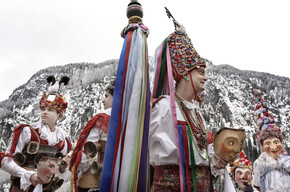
[100,23,150,192]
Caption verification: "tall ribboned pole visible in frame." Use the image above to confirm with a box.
[99,1,150,191]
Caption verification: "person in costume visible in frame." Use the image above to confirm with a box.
[0,76,72,192]
[213,127,250,192]
[149,8,227,192]
[252,89,290,191]
[230,151,254,192]
[69,78,114,192]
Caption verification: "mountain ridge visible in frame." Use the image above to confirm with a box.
[0,59,289,158]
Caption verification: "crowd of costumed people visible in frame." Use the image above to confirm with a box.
[0,1,289,192]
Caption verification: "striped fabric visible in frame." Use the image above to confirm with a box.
[99,23,150,192]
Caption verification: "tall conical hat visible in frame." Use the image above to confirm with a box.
[153,8,206,98]
[167,31,206,83]
[253,89,284,145]
[163,7,206,83]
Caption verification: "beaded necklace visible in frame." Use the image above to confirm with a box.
[175,93,208,160]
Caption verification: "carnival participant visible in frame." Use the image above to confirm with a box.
[0,76,72,192]
[213,128,246,164]
[252,89,290,191]
[230,151,254,192]
[212,127,249,192]
[149,8,227,192]
[70,78,114,192]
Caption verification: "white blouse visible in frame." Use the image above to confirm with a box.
[149,96,222,176]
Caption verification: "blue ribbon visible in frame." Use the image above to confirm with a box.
[100,34,128,192]
[178,124,186,191]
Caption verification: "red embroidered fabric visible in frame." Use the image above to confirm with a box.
[151,165,211,192]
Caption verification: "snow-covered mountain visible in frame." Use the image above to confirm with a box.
[0,59,289,191]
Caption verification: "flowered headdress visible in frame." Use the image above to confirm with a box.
[253,89,284,145]
[230,151,252,174]
[153,8,206,98]
[168,31,206,83]
[39,76,70,114]
[164,7,206,83]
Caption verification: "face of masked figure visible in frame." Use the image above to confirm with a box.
[234,167,252,189]
[37,157,60,183]
[213,128,246,163]
[262,137,283,160]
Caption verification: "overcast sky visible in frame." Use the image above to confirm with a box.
[0,0,289,101]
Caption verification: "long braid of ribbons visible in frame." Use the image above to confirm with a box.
[181,123,191,192]
[128,69,145,191]
[157,40,167,97]
[152,45,163,97]
[111,30,132,191]
[145,148,151,192]
[100,23,150,192]
[115,29,137,191]
[152,39,185,192]
[137,39,151,191]
[175,98,198,192]
[121,26,150,191]
[165,44,185,192]
[111,35,132,190]
[99,33,129,192]
[128,31,144,190]
[186,125,198,192]
[178,123,186,191]
[118,28,141,191]
[134,35,150,191]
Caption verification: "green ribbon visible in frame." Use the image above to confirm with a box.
[156,38,168,97]
[186,125,197,192]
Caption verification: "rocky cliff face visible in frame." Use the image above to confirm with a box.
[0,59,289,190]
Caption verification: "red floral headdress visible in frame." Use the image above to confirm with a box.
[39,76,69,113]
[39,93,68,113]
[230,151,252,173]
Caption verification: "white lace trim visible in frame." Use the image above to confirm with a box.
[30,121,66,145]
